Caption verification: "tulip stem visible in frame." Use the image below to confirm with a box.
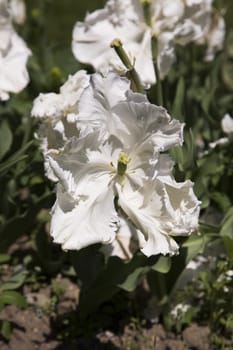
[151,35,163,106]
[141,0,152,27]
[111,38,144,94]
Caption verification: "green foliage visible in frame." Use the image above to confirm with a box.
[0,258,27,340]
[220,207,233,261]
[0,141,32,177]
[0,269,28,292]
[70,248,162,318]
[195,257,233,348]
[0,320,11,341]
[0,119,13,160]
[163,253,233,347]
[0,255,10,264]
[0,291,26,310]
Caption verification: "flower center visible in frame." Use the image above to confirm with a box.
[117,151,131,176]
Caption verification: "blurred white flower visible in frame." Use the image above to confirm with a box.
[171,303,191,319]
[225,270,233,278]
[204,15,225,62]
[10,0,26,24]
[72,0,156,85]
[45,81,199,257]
[208,114,233,150]
[221,114,233,137]
[0,0,31,100]
[208,137,229,149]
[72,0,224,86]
[186,255,208,270]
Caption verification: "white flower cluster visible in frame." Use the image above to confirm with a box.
[32,71,200,259]
[171,303,191,320]
[0,0,31,101]
[72,0,225,86]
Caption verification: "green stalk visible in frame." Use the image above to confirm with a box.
[141,0,152,27]
[151,35,163,106]
[110,38,144,93]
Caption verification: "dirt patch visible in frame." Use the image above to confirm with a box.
[0,293,211,350]
[0,238,212,350]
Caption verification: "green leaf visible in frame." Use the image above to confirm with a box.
[170,129,194,174]
[71,249,158,319]
[1,320,11,341]
[1,268,28,291]
[223,61,233,91]
[170,146,184,172]
[151,256,171,273]
[209,191,232,213]
[221,236,233,262]
[0,291,26,308]
[0,120,13,160]
[220,207,233,260]
[220,207,233,239]
[8,94,32,116]
[148,230,215,301]
[0,140,33,176]
[34,228,64,274]
[0,254,10,264]
[172,76,185,120]
[70,246,106,290]
[0,154,28,175]
[182,231,214,263]
[117,266,150,292]
[197,152,223,176]
[0,193,54,253]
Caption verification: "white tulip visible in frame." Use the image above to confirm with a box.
[31,71,131,180]
[10,0,26,25]
[45,82,199,257]
[0,0,31,100]
[72,0,224,86]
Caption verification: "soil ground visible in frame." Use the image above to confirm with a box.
[0,277,211,350]
[0,237,212,350]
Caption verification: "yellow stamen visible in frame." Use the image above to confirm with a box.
[117,151,131,176]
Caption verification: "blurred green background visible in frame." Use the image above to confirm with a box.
[27,0,233,41]
[24,0,233,80]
